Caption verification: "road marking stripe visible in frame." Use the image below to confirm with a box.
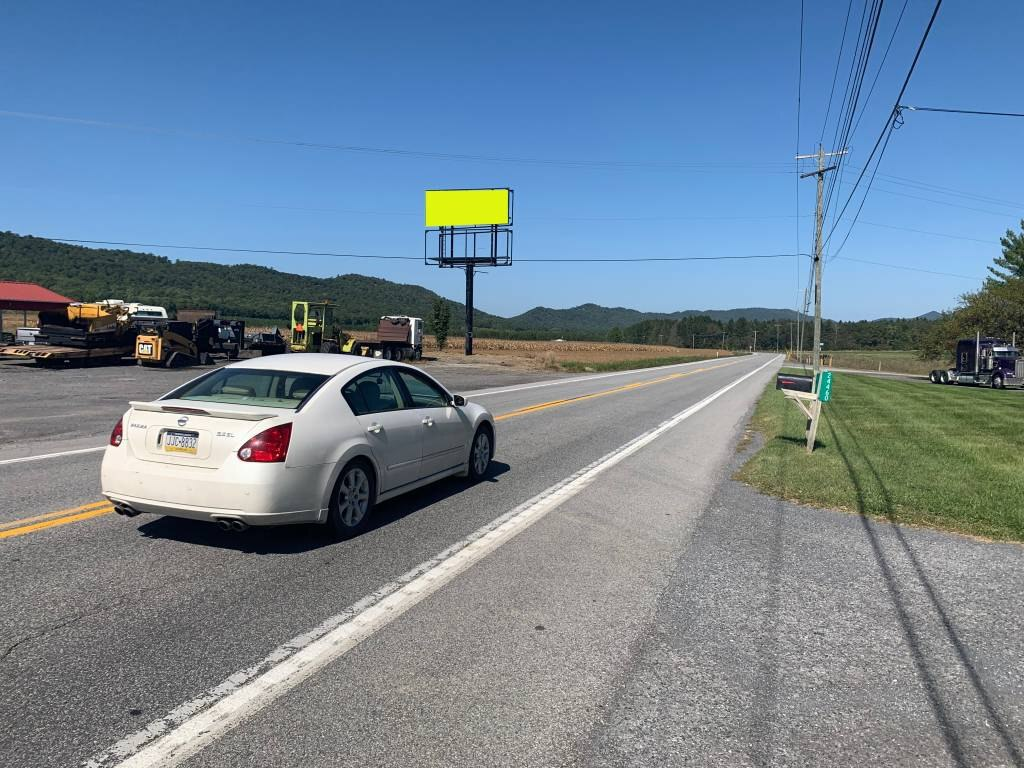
[0,445,106,466]
[0,357,752,467]
[2,359,741,539]
[464,354,740,398]
[0,504,114,539]
[87,354,780,768]
[0,499,111,532]
[494,361,739,421]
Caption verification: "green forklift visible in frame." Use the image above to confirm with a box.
[289,300,347,353]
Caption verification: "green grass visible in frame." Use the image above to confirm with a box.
[737,372,1024,541]
[822,349,946,376]
[557,354,720,373]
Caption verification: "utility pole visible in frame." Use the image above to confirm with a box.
[796,144,846,380]
[753,329,756,352]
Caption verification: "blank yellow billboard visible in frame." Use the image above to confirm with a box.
[425,188,511,227]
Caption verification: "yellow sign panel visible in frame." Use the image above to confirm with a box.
[425,188,511,227]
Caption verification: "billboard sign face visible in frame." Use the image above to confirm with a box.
[425,188,511,227]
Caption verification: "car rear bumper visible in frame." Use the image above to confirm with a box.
[101,447,330,525]
[103,492,323,526]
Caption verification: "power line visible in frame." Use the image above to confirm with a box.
[819,0,856,143]
[849,0,911,138]
[898,105,1024,118]
[822,0,944,251]
[0,109,796,173]
[852,218,996,244]
[43,236,807,264]
[833,255,983,280]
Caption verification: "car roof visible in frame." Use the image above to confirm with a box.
[228,353,380,376]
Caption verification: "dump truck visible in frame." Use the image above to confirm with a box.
[0,302,136,366]
[929,333,1023,389]
[343,316,424,361]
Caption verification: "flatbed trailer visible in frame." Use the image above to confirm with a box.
[0,344,132,365]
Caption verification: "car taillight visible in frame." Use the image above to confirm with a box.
[238,423,292,463]
[110,417,124,447]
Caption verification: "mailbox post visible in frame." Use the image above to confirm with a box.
[776,369,833,453]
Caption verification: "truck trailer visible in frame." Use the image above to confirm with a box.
[929,333,1023,389]
[343,316,424,361]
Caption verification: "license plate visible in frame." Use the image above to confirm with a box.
[138,342,154,355]
[162,430,199,455]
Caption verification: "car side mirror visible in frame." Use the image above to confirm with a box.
[451,394,466,407]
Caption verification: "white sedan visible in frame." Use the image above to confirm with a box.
[101,354,496,537]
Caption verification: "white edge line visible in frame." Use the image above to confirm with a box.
[6,355,752,467]
[0,446,105,466]
[463,354,751,398]
[87,354,780,768]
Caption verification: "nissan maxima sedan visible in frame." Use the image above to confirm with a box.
[101,354,496,537]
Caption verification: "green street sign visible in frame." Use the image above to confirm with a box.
[817,371,833,402]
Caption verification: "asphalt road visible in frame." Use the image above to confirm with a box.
[2,352,1022,767]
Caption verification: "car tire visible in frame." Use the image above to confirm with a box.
[322,340,340,355]
[467,425,493,482]
[328,459,375,539]
[940,370,950,384]
[992,374,1005,389]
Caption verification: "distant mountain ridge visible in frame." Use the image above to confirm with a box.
[1,232,931,335]
[501,303,800,332]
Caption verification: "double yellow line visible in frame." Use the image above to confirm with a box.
[0,500,114,540]
[2,360,737,541]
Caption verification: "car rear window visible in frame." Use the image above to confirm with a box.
[166,369,328,410]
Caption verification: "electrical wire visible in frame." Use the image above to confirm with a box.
[898,105,1024,118]
[819,0,856,144]
[0,109,797,173]
[833,255,983,280]
[822,0,943,251]
[43,236,807,263]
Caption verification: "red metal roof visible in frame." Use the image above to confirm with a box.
[0,281,76,311]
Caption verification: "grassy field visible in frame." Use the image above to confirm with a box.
[790,349,946,376]
[737,372,1024,541]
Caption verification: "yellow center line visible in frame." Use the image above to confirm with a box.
[495,360,739,421]
[2,358,742,539]
[0,502,114,540]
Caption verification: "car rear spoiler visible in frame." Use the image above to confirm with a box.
[129,402,279,421]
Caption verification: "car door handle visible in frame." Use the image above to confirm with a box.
[421,417,434,427]
[367,422,382,434]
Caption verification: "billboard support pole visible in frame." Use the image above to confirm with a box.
[465,262,475,356]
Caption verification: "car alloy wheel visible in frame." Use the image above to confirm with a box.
[336,465,371,527]
[470,429,491,480]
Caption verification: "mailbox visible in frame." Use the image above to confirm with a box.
[776,373,814,393]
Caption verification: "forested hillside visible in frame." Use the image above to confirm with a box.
[0,231,940,348]
[0,232,500,330]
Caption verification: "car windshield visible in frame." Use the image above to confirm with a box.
[166,368,329,410]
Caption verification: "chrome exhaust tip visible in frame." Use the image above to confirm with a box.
[229,519,248,532]
[215,519,233,532]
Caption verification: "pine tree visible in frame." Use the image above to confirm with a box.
[987,219,1024,284]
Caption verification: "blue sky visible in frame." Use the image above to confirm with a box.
[2,1,1021,321]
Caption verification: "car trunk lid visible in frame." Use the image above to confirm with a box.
[125,399,284,469]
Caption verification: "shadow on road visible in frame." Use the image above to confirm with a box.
[135,460,512,554]
[827,407,1022,767]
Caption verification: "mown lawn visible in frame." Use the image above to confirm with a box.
[736,372,1024,541]
[825,349,946,375]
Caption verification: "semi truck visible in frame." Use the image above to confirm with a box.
[343,316,424,361]
[929,333,1023,389]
